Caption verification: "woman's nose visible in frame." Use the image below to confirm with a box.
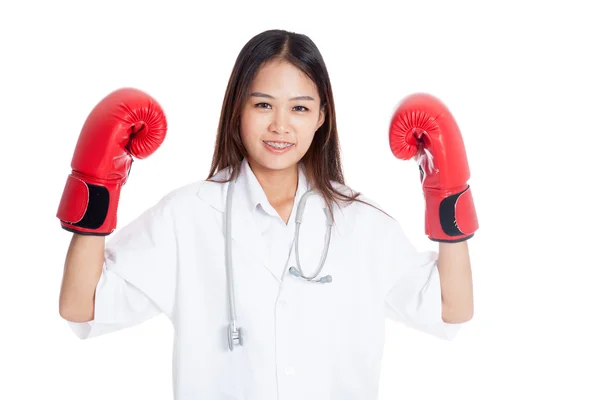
[269,109,290,134]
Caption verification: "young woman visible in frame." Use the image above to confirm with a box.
[58,29,475,400]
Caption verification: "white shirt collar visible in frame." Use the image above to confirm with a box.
[237,157,310,218]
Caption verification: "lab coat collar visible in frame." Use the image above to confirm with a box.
[239,157,311,219]
[196,158,318,214]
[196,158,333,282]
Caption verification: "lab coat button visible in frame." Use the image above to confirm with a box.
[284,366,295,376]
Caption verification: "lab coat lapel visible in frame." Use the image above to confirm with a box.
[228,181,273,279]
[196,173,277,281]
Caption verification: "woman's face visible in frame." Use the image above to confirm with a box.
[240,59,325,174]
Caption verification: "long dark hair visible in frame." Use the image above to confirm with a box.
[206,29,390,222]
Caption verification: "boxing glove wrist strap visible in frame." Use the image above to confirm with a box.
[57,172,124,235]
[423,185,478,242]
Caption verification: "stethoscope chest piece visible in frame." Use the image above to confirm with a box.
[228,323,244,351]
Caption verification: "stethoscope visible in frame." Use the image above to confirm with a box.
[225,176,334,351]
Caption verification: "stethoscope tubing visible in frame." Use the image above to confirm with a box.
[225,175,333,351]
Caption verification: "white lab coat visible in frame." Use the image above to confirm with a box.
[68,157,463,399]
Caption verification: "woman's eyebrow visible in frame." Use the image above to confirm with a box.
[250,92,315,101]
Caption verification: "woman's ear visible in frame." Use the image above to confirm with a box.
[317,105,326,129]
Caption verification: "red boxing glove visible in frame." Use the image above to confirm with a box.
[389,93,478,242]
[56,88,167,235]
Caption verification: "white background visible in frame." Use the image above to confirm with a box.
[1,0,599,399]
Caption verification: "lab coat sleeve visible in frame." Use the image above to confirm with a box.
[383,220,463,341]
[67,194,178,340]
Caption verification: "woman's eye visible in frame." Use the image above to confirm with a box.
[255,103,308,112]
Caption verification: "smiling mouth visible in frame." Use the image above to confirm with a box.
[263,140,295,149]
